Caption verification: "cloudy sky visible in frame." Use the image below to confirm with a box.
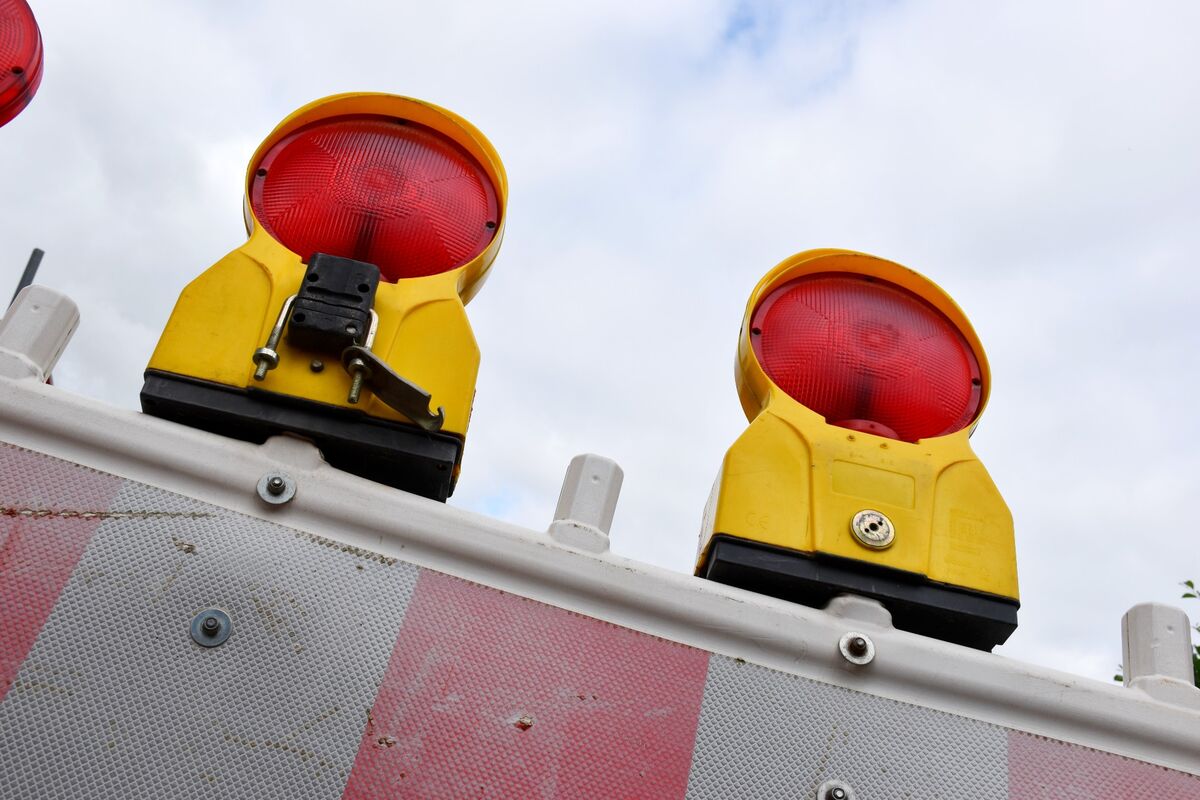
[3,0,1198,682]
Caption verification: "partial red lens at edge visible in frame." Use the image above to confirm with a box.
[751,274,983,442]
[250,115,499,281]
[0,0,44,128]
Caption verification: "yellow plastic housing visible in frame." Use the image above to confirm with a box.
[697,249,1017,601]
[147,93,507,444]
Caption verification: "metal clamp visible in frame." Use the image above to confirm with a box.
[341,343,445,431]
[250,286,442,431]
[251,294,296,381]
[252,297,378,389]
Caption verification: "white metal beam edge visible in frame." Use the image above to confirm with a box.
[1,374,1198,774]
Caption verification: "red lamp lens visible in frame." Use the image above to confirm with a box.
[249,115,499,281]
[0,0,44,128]
[751,274,983,442]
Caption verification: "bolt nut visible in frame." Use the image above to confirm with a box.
[251,347,279,370]
[256,473,296,505]
[190,609,232,647]
[838,631,876,666]
[816,780,855,800]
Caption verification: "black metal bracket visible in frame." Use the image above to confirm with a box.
[342,345,444,431]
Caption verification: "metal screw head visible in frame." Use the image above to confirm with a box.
[309,359,324,373]
[816,780,855,800]
[850,509,895,549]
[256,473,296,505]
[838,631,876,665]
[190,609,232,647]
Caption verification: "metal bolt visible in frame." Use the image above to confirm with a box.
[190,609,232,647]
[309,359,324,373]
[838,631,875,665]
[348,372,365,403]
[250,295,295,381]
[256,473,296,505]
[251,347,278,381]
[346,358,366,404]
[816,780,855,800]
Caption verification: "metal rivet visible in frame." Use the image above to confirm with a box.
[838,631,876,666]
[850,509,895,549]
[190,609,232,647]
[256,473,296,505]
[310,359,324,373]
[816,780,855,800]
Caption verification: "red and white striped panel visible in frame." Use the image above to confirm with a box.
[1,442,1197,799]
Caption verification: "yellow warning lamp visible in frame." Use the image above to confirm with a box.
[696,249,1017,650]
[141,93,507,501]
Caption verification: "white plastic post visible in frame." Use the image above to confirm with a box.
[0,286,79,381]
[1121,603,1199,709]
[547,454,623,554]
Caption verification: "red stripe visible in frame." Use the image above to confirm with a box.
[0,447,123,702]
[343,569,710,799]
[1008,730,1200,798]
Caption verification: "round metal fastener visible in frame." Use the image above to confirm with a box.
[838,631,875,665]
[850,509,895,549]
[190,609,232,647]
[816,780,856,800]
[256,472,296,505]
[252,347,279,370]
[309,359,325,373]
